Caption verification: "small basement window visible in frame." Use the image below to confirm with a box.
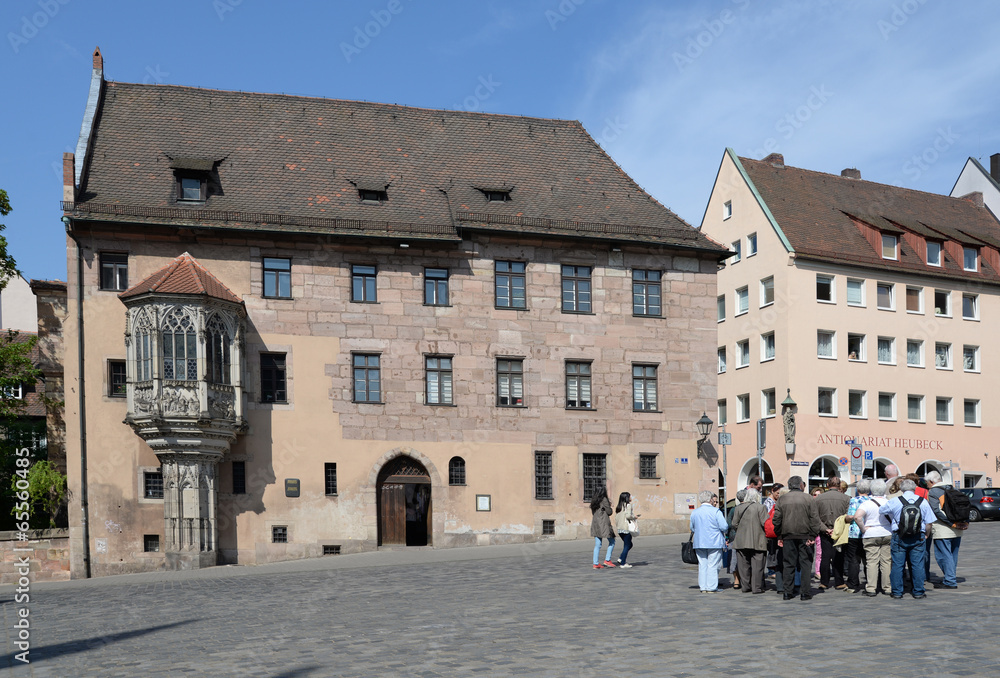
[323,545,341,555]
[143,535,160,553]
[359,189,387,203]
[541,520,555,536]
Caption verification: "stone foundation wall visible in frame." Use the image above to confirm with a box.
[0,529,71,584]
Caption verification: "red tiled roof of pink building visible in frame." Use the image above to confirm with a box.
[119,252,242,304]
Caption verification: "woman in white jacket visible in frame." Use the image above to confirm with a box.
[614,492,639,568]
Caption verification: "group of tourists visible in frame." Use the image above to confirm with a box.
[589,487,639,568]
[688,465,972,598]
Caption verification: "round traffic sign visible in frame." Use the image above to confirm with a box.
[850,444,863,459]
[839,457,848,466]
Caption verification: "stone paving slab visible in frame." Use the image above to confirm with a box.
[1,523,998,677]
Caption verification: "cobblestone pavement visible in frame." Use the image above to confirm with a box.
[2,522,998,677]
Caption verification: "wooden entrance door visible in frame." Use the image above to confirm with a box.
[379,482,406,545]
[377,456,432,546]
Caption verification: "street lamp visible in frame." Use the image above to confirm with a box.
[696,412,714,457]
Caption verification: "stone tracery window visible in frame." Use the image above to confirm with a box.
[134,309,154,382]
[162,309,198,381]
[206,314,232,385]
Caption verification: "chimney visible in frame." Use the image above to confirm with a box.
[841,168,861,180]
[960,191,984,208]
[62,153,75,204]
[762,153,784,167]
[93,46,103,71]
[991,153,1000,183]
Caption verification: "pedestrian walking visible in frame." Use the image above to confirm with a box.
[590,486,616,569]
[731,488,768,594]
[614,491,639,568]
[690,491,729,592]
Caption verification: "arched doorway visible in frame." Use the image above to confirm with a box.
[915,460,949,483]
[718,470,727,509]
[737,458,773,493]
[808,456,843,493]
[377,456,432,547]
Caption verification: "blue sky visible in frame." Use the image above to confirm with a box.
[2,0,998,282]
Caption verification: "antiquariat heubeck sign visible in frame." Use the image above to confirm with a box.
[815,434,945,451]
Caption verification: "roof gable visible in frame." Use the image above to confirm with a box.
[119,252,242,304]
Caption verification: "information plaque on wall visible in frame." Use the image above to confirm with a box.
[285,479,300,498]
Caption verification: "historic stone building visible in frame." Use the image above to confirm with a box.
[703,149,1000,499]
[61,49,725,576]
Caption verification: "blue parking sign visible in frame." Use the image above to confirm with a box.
[864,451,873,460]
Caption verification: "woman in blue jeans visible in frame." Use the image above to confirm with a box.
[590,486,616,569]
[614,492,639,568]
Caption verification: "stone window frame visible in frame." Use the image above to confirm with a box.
[534,451,554,500]
[137,466,164,505]
[106,358,127,399]
[352,353,383,404]
[565,360,594,410]
[262,257,292,299]
[561,264,594,314]
[424,267,450,306]
[494,260,528,310]
[631,269,662,317]
[638,453,659,480]
[271,524,289,544]
[448,457,466,486]
[496,357,525,408]
[247,343,294,411]
[424,355,455,406]
[350,264,378,303]
[581,452,607,503]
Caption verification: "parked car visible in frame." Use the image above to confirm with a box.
[960,488,1000,522]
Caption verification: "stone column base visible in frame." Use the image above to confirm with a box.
[165,550,218,571]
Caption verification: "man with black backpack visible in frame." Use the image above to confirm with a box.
[878,478,938,599]
[925,471,970,590]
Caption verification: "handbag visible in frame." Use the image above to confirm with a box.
[627,517,639,535]
[681,530,698,564]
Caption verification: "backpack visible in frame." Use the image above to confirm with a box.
[898,496,924,538]
[940,487,972,523]
[764,505,777,539]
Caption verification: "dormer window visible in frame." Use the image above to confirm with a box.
[177,175,206,202]
[881,234,897,260]
[963,246,978,271]
[485,191,510,202]
[926,241,942,266]
[359,189,387,204]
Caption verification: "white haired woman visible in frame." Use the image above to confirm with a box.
[853,479,892,596]
[690,490,729,592]
[731,488,769,593]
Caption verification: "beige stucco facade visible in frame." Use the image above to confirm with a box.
[703,150,1000,498]
[64,228,720,577]
[1,274,39,332]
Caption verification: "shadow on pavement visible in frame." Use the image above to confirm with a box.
[3,620,196,667]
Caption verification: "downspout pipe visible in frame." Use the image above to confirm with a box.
[63,216,90,578]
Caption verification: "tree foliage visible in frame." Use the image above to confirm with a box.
[11,461,68,529]
[0,189,19,291]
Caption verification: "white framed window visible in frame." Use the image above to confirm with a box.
[906,339,924,367]
[846,278,865,307]
[878,392,896,421]
[881,234,897,260]
[818,387,836,416]
[736,287,749,315]
[723,200,733,220]
[907,394,925,422]
[876,282,894,310]
[936,396,952,425]
[737,393,750,423]
[935,342,952,370]
[964,246,978,271]
[761,388,776,418]
[962,293,979,320]
[718,398,727,426]
[934,289,950,317]
[717,295,726,322]
[926,241,942,266]
[731,240,742,263]
[717,347,727,374]
[760,276,774,307]
[736,339,750,368]
[905,286,923,314]
[964,399,980,426]
[817,330,836,359]
[877,337,895,365]
[848,390,867,419]
[760,332,775,362]
[847,333,866,362]
[963,345,979,373]
[747,232,757,256]
[816,274,834,303]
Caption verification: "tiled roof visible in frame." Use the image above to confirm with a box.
[70,81,724,254]
[119,252,242,304]
[739,155,1000,284]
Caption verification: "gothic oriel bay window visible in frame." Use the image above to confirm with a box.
[119,252,247,570]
